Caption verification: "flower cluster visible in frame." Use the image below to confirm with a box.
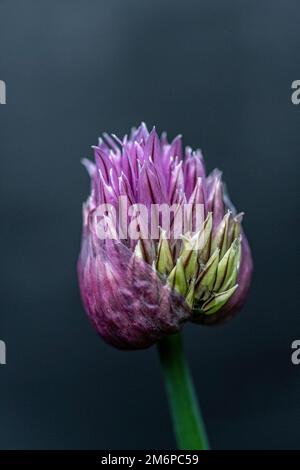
[78,123,253,349]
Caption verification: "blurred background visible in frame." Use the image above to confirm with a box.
[0,0,299,449]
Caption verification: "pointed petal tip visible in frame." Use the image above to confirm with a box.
[81,158,96,176]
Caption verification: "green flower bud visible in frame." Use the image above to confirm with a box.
[150,212,244,318]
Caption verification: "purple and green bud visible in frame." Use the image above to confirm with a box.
[78,123,253,349]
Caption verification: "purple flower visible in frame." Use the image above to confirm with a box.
[78,123,253,349]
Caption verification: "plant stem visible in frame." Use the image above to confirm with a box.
[157,332,209,450]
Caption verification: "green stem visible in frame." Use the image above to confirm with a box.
[157,332,209,450]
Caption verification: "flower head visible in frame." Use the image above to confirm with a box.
[78,123,253,349]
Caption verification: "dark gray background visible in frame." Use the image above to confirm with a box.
[0,0,299,449]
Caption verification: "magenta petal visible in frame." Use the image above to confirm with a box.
[166,135,183,162]
[138,161,167,207]
[168,161,184,204]
[183,150,206,199]
[130,122,149,145]
[144,127,161,163]
[206,169,225,229]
